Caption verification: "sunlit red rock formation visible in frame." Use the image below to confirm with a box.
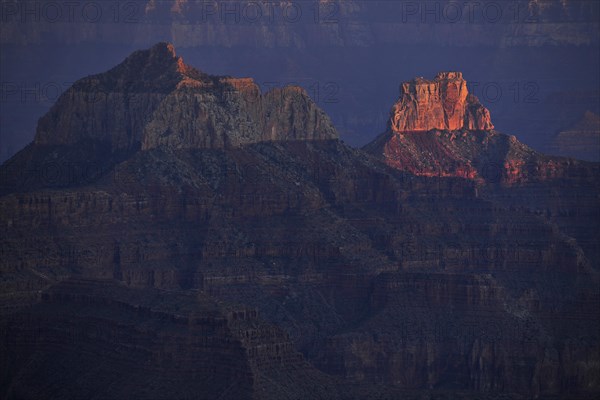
[366,72,598,186]
[390,72,494,133]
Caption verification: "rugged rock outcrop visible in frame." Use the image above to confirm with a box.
[0,43,337,193]
[365,71,600,302]
[2,138,598,399]
[365,127,599,185]
[2,47,599,399]
[366,72,599,186]
[34,43,188,151]
[34,42,337,153]
[390,72,494,133]
[141,82,336,150]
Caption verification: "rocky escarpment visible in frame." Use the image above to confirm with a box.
[2,139,599,399]
[141,81,336,150]
[2,47,600,399]
[366,72,599,186]
[1,43,337,193]
[365,127,599,185]
[390,72,493,133]
[34,42,336,153]
[365,71,600,294]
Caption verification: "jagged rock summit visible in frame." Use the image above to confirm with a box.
[390,72,494,132]
[34,42,337,152]
[365,71,598,184]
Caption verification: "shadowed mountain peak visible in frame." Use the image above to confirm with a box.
[33,43,337,152]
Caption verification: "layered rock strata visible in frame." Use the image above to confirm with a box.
[1,45,599,399]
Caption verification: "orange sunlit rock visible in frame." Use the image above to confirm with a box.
[390,72,494,133]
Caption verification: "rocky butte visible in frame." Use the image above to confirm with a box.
[365,72,599,185]
[1,44,599,400]
[390,72,494,132]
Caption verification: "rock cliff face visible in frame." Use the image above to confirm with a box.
[318,271,600,395]
[3,139,598,399]
[1,46,600,399]
[141,83,336,150]
[366,72,598,185]
[365,127,600,185]
[390,72,494,133]
[34,42,337,153]
[364,72,600,310]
